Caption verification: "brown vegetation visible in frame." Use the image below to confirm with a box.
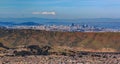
[0,29,120,52]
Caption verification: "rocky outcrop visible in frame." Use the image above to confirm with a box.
[0,44,51,56]
[0,43,9,50]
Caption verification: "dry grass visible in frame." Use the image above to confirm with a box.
[0,29,120,52]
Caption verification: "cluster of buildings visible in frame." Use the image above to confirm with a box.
[4,23,120,32]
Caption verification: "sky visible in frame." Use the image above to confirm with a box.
[0,0,120,19]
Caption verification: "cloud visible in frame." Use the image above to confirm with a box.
[32,12,56,15]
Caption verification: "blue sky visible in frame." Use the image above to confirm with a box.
[0,0,120,19]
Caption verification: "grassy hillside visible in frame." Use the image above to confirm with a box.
[0,28,120,52]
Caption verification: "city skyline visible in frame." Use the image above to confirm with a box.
[0,0,120,19]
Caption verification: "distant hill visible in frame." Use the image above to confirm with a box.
[15,22,40,26]
[0,22,15,26]
[0,18,120,29]
[0,28,120,52]
[0,18,120,23]
[0,21,41,26]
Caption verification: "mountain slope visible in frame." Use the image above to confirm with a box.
[0,29,120,52]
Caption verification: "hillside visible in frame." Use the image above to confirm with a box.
[0,28,120,52]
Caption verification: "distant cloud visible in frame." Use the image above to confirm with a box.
[32,12,56,15]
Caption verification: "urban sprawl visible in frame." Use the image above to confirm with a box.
[4,23,120,32]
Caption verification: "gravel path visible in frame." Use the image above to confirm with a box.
[0,55,120,64]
